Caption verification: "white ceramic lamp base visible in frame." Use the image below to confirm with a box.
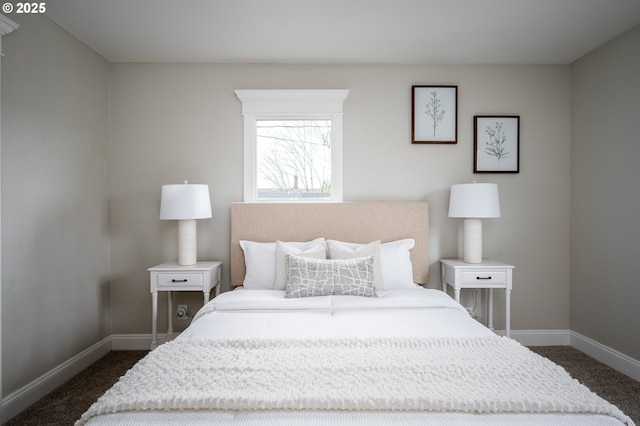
[463,218,483,264]
[178,219,197,266]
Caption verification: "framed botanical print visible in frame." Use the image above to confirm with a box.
[474,115,520,173]
[412,85,458,144]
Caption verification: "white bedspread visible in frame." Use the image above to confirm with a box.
[80,288,634,426]
[179,287,494,341]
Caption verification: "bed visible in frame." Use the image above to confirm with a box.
[77,202,634,426]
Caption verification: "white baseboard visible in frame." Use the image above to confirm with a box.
[110,333,152,350]
[110,333,177,350]
[510,329,640,382]
[1,337,111,423]
[570,330,640,382]
[2,330,639,423]
[0,334,164,423]
[509,329,572,346]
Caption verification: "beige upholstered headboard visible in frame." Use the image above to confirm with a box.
[230,201,429,287]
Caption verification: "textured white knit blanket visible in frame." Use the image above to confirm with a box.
[76,337,633,425]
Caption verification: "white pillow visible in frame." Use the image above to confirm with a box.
[327,239,415,289]
[379,238,415,289]
[327,240,383,291]
[239,238,325,290]
[274,240,327,290]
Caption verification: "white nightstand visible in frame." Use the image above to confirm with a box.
[440,259,514,337]
[149,261,222,349]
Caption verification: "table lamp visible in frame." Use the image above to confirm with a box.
[160,181,212,265]
[448,182,501,263]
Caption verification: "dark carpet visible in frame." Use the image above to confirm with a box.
[530,346,640,423]
[5,351,148,426]
[5,346,639,425]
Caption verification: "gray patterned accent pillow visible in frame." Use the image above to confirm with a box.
[284,254,376,298]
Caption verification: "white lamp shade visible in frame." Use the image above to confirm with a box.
[448,183,501,218]
[160,184,212,220]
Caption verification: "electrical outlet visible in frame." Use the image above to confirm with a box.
[176,304,189,319]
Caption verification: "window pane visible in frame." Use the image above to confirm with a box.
[256,119,331,201]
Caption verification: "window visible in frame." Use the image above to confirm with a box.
[235,90,349,202]
[256,119,332,200]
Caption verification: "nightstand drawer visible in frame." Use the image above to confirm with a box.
[155,273,203,288]
[460,270,507,285]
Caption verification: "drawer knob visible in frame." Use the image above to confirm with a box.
[476,276,492,280]
[171,279,188,283]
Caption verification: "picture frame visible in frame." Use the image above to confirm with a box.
[412,85,458,144]
[474,115,520,173]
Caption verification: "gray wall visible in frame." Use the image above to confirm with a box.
[571,24,640,361]
[109,63,572,335]
[1,15,110,394]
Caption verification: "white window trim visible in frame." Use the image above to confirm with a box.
[235,89,349,202]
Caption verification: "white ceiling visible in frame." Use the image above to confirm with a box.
[45,0,640,64]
